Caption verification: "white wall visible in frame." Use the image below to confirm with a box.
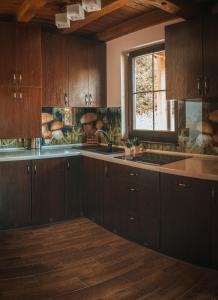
[106,18,183,107]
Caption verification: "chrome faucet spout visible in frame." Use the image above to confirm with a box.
[95,129,111,146]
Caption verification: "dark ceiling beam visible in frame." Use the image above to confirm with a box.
[95,9,177,42]
[62,0,135,34]
[17,0,47,22]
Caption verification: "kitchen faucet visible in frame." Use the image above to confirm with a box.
[95,129,112,149]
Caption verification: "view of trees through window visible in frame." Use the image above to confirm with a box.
[131,47,175,132]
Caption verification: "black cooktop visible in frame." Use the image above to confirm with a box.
[115,152,191,165]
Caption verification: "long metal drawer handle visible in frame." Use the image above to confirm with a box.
[178,183,189,188]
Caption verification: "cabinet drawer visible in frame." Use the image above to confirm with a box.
[107,162,159,189]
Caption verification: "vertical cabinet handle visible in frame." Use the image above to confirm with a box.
[197,78,202,96]
[34,164,37,175]
[104,165,108,177]
[13,91,17,101]
[27,164,30,175]
[211,186,215,201]
[64,93,68,106]
[67,160,70,169]
[204,76,209,95]
[19,91,23,101]
[89,94,93,106]
[19,73,22,84]
[13,73,16,84]
[85,94,89,106]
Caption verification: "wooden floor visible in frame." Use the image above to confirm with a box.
[0,218,218,300]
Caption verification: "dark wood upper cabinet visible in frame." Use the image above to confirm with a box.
[0,22,16,86]
[0,21,42,138]
[161,173,212,268]
[88,41,106,107]
[203,15,218,99]
[0,161,31,228]
[31,158,66,225]
[42,32,69,107]
[16,23,42,88]
[68,37,90,107]
[166,16,218,100]
[166,19,203,100]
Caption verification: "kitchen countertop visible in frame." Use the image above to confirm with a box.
[0,145,218,181]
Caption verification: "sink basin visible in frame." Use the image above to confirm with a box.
[72,145,124,155]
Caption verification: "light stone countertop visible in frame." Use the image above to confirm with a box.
[0,145,218,182]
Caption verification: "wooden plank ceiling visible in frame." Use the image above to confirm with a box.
[0,0,200,41]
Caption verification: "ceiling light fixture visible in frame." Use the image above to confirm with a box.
[55,1,101,29]
[67,4,85,21]
[82,0,101,12]
[55,13,70,29]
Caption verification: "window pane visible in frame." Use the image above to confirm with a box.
[154,50,166,91]
[134,54,153,93]
[133,93,153,130]
[154,91,175,131]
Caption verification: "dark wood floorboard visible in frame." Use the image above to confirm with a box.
[0,218,218,300]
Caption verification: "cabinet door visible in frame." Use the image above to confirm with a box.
[166,19,203,100]
[68,37,89,107]
[0,22,16,86]
[65,157,82,219]
[42,32,69,107]
[212,183,218,269]
[16,23,42,88]
[32,158,66,224]
[18,87,41,138]
[161,173,211,267]
[0,161,31,228]
[88,41,106,107]
[126,171,160,249]
[104,163,129,237]
[83,157,104,225]
[0,86,41,138]
[204,15,218,99]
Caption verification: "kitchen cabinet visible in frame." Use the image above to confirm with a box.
[0,21,42,138]
[32,158,66,224]
[212,182,218,269]
[104,162,160,250]
[0,161,31,228]
[0,86,41,138]
[43,33,106,108]
[166,16,218,100]
[161,173,212,267]
[65,156,82,219]
[68,37,106,107]
[88,40,106,107]
[166,19,203,100]
[83,157,104,225]
[203,15,218,99]
[42,32,69,107]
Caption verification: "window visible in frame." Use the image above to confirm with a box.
[128,44,177,143]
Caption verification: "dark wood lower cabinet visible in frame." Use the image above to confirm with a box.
[65,157,82,219]
[160,173,212,267]
[31,158,66,224]
[212,182,218,269]
[104,162,160,250]
[0,161,31,228]
[82,157,104,225]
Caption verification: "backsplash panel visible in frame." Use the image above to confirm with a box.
[1,100,218,156]
[41,107,122,146]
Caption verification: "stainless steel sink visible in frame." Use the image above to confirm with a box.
[72,144,124,155]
